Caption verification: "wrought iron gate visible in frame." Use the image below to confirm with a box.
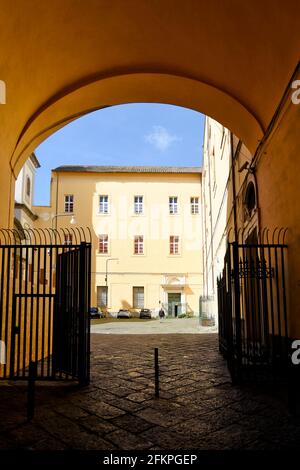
[0,228,91,384]
[218,236,289,383]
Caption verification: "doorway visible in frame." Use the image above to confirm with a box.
[167,293,182,317]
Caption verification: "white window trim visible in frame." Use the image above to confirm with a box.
[98,234,109,255]
[133,195,144,215]
[99,194,110,215]
[169,196,179,215]
[64,194,74,213]
[191,196,200,215]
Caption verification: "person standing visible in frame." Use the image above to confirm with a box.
[159,307,165,321]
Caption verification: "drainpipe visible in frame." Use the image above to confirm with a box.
[230,134,240,243]
[55,173,59,230]
[207,146,214,293]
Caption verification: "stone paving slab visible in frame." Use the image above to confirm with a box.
[0,333,299,450]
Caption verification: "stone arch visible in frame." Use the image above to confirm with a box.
[11,72,264,175]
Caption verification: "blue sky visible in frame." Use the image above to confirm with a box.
[34,104,204,205]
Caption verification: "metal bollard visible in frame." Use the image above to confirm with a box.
[27,361,37,421]
[154,347,159,398]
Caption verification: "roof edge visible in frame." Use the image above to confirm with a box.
[52,165,202,174]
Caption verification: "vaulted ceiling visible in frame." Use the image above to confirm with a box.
[1,0,300,173]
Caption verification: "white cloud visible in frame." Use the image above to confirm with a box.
[144,126,181,151]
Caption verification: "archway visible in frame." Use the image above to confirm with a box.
[2,0,300,228]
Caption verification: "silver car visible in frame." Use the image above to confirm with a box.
[117,309,131,319]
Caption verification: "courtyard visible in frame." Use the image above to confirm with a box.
[91,317,217,334]
[0,333,299,452]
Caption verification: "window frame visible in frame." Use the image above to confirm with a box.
[25,176,31,198]
[99,195,109,214]
[190,197,200,215]
[134,195,144,214]
[97,286,108,308]
[134,235,144,255]
[64,194,74,213]
[170,235,180,255]
[169,196,178,215]
[133,286,144,309]
[98,234,109,254]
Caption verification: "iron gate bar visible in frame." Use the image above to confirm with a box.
[218,235,289,385]
[0,228,91,388]
[232,242,242,382]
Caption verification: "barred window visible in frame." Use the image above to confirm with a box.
[133,286,144,308]
[99,234,108,254]
[97,286,108,307]
[170,236,179,255]
[134,235,144,255]
[64,194,74,213]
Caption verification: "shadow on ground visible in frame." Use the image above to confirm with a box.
[0,334,299,450]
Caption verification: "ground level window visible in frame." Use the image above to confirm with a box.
[97,286,108,307]
[133,286,144,308]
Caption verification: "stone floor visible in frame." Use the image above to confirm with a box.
[0,333,300,450]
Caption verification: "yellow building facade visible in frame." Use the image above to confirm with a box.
[34,166,203,317]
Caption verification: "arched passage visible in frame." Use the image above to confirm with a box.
[11,72,263,175]
[1,0,300,229]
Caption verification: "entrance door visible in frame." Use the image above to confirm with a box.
[168,293,181,317]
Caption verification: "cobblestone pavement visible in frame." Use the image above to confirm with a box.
[0,333,299,450]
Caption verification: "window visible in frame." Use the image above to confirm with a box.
[191,197,199,214]
[99,234,108,254]
[244,181,256,220]
[97,286,108,307]
[64,194,74,213]
[134,195,143,214]
[26,176,31,198]
[64,233,73,245]
[169,196,178,214]
[134,235,144,254]
[99,195,109,214]
[133,286,144,308]
[170,236,179,255]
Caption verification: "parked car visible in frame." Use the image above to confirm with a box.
[117,309,131,319]
[89,307,104,319]
[140,308,152,319]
